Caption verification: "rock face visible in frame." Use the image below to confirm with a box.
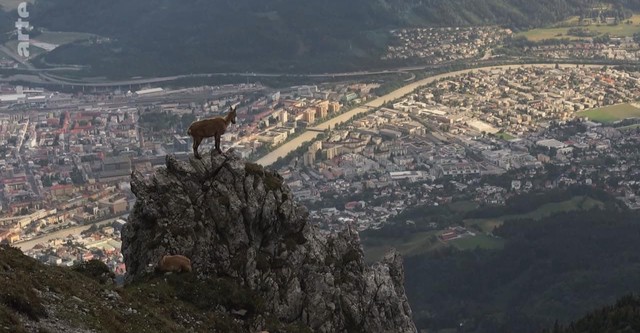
[122,149,417,333]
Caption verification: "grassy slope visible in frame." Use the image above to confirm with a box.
[465,195,604,232]
[363,195,603,262]
[449,234,505,250]
[363,230,445,263]
[496,132,516,141]
[0,245,309,333]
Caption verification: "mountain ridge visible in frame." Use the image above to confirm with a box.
[121,149,416,332]
[9,0,635,77]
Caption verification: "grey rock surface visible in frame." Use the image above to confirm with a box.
[122,149,417,333]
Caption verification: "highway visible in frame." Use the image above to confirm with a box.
[0,45,36,70]
[255,63,603,166]
[13,216,126,251]
[2,62,439,88]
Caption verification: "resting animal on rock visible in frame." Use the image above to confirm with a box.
[156,255,192,273]
[187,106,237,158]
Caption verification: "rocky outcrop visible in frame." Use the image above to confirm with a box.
[122,149,417,333]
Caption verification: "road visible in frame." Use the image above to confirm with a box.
[1,62,442,88]
[13,216,125,251]
[0,45,36,70]
[255,63,603,166]
[0,57,612,89]
[1,70,405,88]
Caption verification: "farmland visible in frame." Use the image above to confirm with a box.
[517,14,640,41]
[464,195,605,232]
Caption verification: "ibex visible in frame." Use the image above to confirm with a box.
[156,255,192,273]
[187,106,237,159]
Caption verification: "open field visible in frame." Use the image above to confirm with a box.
[465,219,503,233]
[495,132,516,141]
[365,195,602,261]
[518,14,640,41]
[450,234,505,250]
[363,230,444,263]
[518,28,583,41]
[553,16,582,27]
[364,229,504,262]
[465,195,604,232]
[578,103,640,123]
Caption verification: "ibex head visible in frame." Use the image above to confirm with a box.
[228,106,237,124]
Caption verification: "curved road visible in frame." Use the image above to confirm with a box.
[255,63,603,166]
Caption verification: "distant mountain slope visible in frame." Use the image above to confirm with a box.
[4,0,636,76]
[543,295,640,333]
[0,10,11,43]
[402,203,640,333]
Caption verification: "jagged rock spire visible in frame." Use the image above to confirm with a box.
[122,148,417,333]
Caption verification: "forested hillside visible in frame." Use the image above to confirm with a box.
[542,295,640,333]
[2,0,632,76]
[402,201,640,332]
[0,8,11,44]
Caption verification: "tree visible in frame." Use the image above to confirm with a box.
[70,167,85,185]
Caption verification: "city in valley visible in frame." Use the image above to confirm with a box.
[3,62,640,277]
[3,20,640,280]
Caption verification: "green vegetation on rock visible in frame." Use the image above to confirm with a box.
[0,245,313,332]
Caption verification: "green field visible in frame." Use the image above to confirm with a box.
[450,234,505,250]
[495,132,516,141]
[518,27,583,41]
[364,228,505,262]
[465,196,604,232]
[578,103,640,123]
[552,15,582,27]
[364,195,603,262]
[363,230,444,263]
[518,14,640,41]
